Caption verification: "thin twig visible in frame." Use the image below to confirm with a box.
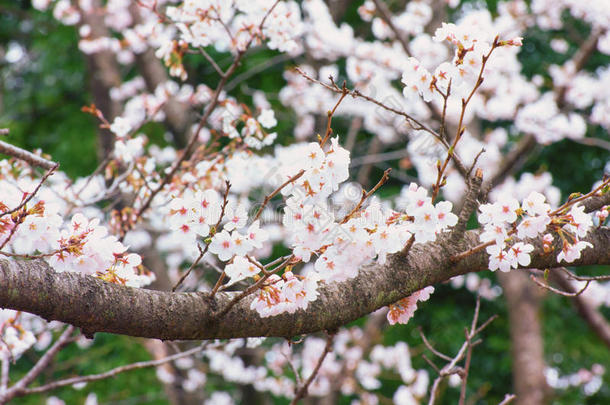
[0,164,59,219]
[561,267,610,282]
[421,354,441,374]
[20,343,207,396]
[551,269,610,348]
[340,168,391,224]
[290,332,335,405]
[253,170,305,222]
[427,297,497,405]
[320,81,348,147]
[371,0,410,56]
[172,243,206,292]
[198,46,225,77]
[529,275,591,297]
[1,326,76,403]
[294,67,468,174]
[418,328,452,362]
[132,2,281,227]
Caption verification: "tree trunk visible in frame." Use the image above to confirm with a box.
[498,271,550,405]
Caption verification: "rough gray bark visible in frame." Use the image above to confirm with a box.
[0,226,608,341]
[498,271,550,405]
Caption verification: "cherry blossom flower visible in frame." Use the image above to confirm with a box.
[486,243,512,272]
[109,116,132,138]
[224,203,248,231]
[522,191,551,216]
[557,240,592,263]
[516,215,550,239]
[387,287,434,325]
[209,230,235,261]
[257,109,277,128]
[509,242,534,267]
[225,256,261,285]
[565,204,593,238]
[245,220,269,249]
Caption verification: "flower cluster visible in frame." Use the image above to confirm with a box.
[262,329,429,401]
[401,21,523,103]
[387,286,435,325]
[0,168,154,289]
[221,108,278,150]
[160,0,303,80]
[167,186,269,278]
[250,271,320,317]
[479,192,593,272]
[47,214,152,287]
[249,139,457,318]
[0,310,37,360]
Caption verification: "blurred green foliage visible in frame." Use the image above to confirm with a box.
[0,1,608,404]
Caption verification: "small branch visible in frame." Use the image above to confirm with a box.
[210,271,226,297]
[253,170,305,222]
[176,181,231,292]
[419,328,452,362]
[550,177,610,216]
[571,136,610,152]
[320,81,348,147]
[172,243,206,292]
[421,354,441,374]
[371,0,410,56]
[290,332,335,405]
[198,46,225,77]
[529,274,590,297]
[427,297,496,405]
[560,267,610,282]
[340,168,391,224]
[551,269,610,348]
[2,326,75,402]
[294,67,471,176]
[447,168,483,247]
[19,343,207,396]
[0,141,57,170]
[467,148,485,178]
[0,164,59,219]
[458,328,473,405]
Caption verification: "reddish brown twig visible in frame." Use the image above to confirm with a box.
[253,169,305,222]
[340,168,391,224]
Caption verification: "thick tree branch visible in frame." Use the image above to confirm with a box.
[0,227,609,340]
